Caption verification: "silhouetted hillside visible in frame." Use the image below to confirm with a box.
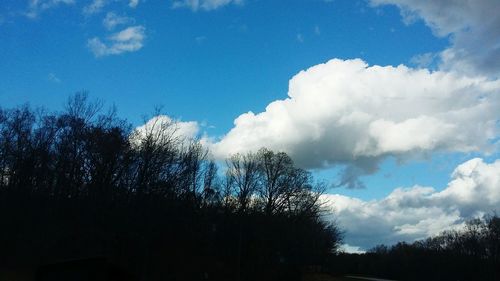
[328,215,500,281]
[0,94,342,281]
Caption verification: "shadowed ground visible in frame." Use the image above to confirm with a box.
[304,274,396,281]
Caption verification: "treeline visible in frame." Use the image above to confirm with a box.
[0,94,341,281]
[329,215,500,281]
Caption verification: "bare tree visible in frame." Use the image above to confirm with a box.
[257,148,293,215]
[202,159,219,206]
[129,115,181,196]
[226,152,261,212]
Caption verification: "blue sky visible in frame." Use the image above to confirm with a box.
[1,0,446,130]
[1,0,499,250]
[0,0,450,195]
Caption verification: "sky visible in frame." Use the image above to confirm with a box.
[1,0,499,251]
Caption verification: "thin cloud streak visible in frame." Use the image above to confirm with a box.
[171,0,243,11]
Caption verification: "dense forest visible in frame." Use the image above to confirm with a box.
[329,213,500,281]
[0,94,341,281]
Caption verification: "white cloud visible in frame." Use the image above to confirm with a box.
[409,52,436,68]
[209,58,500,188]
[369,0,500,77]
[88,25,146,57]
[47,73,61,83]
[322,158,500,250]
[83,0,108,15]
[296,33,304,43]
[433,158,500,216]
[129,0,139,8]
[340,244,365,254]
[26,0,75,19]
[27,0,138,17]
[131,115,200,147]
[103,12,134,30]
[314,25,321,36]
[195,35,207,44]
[83,0,139,15]
[172,0,243,11]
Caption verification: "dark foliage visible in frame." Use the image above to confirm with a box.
[328,215,500,281]
[0,94,342,281]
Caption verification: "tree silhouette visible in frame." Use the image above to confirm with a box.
[329,214,500,281]
[0,94,342,281]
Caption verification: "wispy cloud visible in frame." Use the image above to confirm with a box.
[47,73,61,83]
[129,0,139,8]
[103,12,134,30]
[82,0,139,15]
[195,35,207,44]
[296,33,304,43]
[172,0,243,11]
[314,25,321,36]
[410,52,437,68]
[88,25,146,57]
[26,0,75,19]
[83,0,107,15]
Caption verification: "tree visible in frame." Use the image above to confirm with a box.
[257,148,293,215]
[0,96,343,281]
[225,152,261,212]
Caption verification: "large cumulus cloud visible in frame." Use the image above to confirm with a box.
[210,59,500,187]
[323,158,500,250]
[370,0,500,77]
